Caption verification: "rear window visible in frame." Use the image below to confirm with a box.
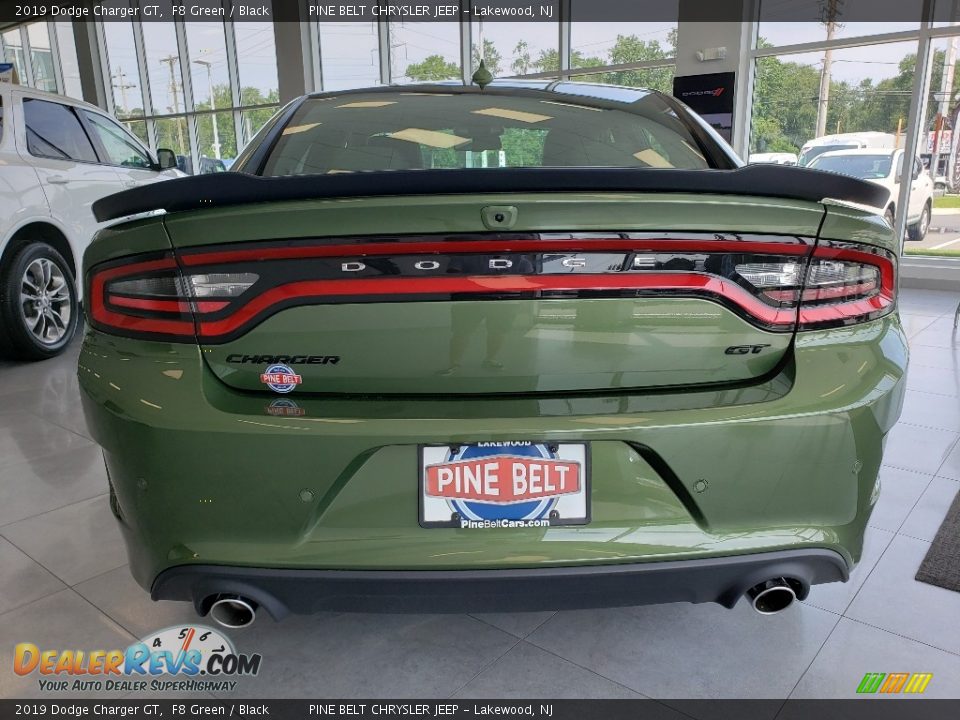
[810,154,893,180]
[23,98,98,163]
[260,90,710,176]
[798,144,857,166]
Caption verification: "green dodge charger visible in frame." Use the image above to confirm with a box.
[81,81,906,627]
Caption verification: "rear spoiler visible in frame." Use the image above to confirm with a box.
[92,165,890,223]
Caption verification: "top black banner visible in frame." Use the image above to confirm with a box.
[1,0,957,24]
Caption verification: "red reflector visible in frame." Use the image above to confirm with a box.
[108,295,192,313]
[196,301,230,313]
[108,296,229,314]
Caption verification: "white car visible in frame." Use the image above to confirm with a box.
[808,148,933,242]
[0,84,183,360]
[748,152,798,165]
[798,131,896,167]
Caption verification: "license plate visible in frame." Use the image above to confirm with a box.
[419,442,590,529]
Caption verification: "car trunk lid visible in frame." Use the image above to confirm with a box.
[159,192,823,395]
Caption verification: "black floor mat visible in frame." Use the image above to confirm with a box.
[916,487,960,592]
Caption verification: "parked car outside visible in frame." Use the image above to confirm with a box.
[797,131,896,167]
[0,84,183,360]
[80,81,905,626]
[748,152,798,165]
[809,148,933,241]
[176,154,229,175]
[920,153,950,193]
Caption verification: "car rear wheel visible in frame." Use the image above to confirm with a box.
[0,241,78,360]
[907,202,931,242]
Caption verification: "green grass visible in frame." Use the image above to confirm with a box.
[904,247,960,256]
[933,195,960,209]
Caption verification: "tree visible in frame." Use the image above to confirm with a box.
[166,83,281,164]
[471,39,502,76]
[843,50,955,136]
[535,48,605,73]
[405,55,460,82]
[751,53,821,153]
[153,117,189,156]
[749,45,960,155]
[596,32,676,93]
[537,31,677,90]
[511,40,533,76]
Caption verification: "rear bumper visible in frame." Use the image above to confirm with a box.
[153,549,849,618]
[79,315,907,600]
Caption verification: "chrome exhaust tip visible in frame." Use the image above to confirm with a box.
[746,578,797,615]
[208,595,258,628]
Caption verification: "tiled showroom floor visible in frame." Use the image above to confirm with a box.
[1,288,960,709]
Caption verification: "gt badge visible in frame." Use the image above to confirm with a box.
[260,364,302,394]
[725,344,771,355]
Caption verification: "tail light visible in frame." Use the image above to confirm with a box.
[86,235,895,342]
[734,240,895,329]
[87,253,258,340]
[797,241,896,328]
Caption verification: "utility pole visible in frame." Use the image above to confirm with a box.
[159,54,185,153]
[111,66,135,115]
[193,59,220,159]
[816,0,843,138]
[478,20,484,68]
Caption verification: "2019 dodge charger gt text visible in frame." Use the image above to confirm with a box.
[79,81,907,627]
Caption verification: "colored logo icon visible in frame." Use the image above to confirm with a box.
[260,364,302,394]
[856,672,933,694]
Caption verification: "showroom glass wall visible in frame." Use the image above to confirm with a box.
[3,2,678,174]
[746,1,960,258]
[95,0,279,174]
[0,21,83,97]
[314,6,677,89]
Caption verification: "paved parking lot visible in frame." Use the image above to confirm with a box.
[911,208,960,254]
[1,290,960,708]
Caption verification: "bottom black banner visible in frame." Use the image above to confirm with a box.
[2,700,960,720]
